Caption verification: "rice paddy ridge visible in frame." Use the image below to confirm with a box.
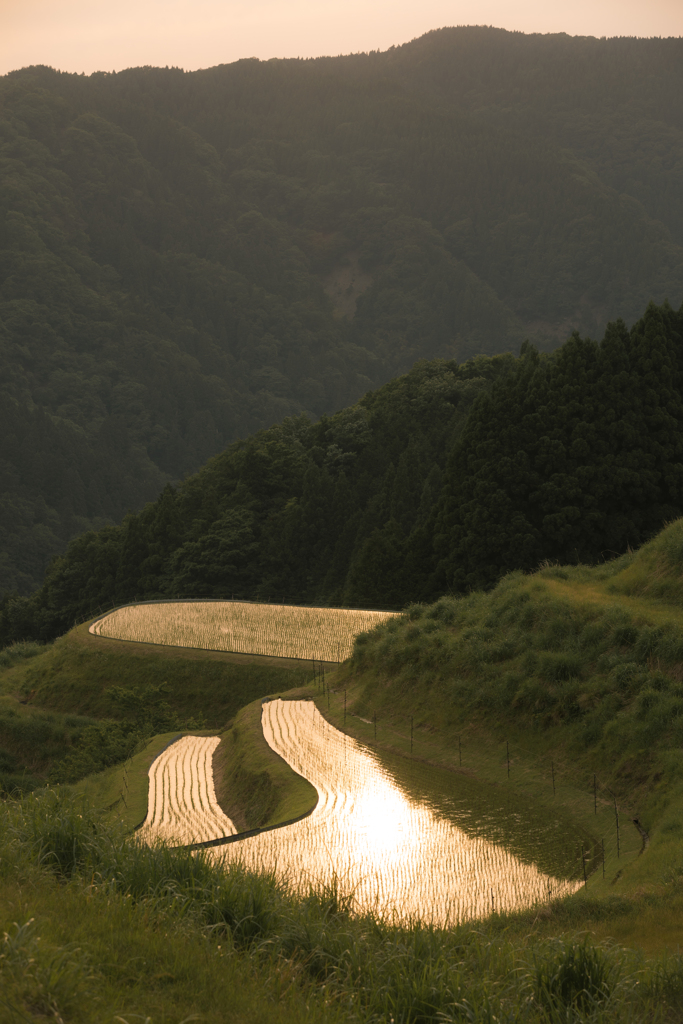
[6,620,314,727]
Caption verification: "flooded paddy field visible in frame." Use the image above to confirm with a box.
[202,700,585,925]
[90,601,397,661]
[139,735,237,846]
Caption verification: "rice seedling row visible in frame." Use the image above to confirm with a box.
[139,735,236,846]
[141,703,581,925]
[91,601,397,661]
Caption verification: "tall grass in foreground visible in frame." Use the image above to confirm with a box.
[2,790,682,1023]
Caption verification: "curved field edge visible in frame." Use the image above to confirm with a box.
[322,522,683,951]
[70,691,319,837]
[213,692,319,833]
[89,599,389,663]
[4,621,314,726]
[315,684,683,952]
[71,731,187,829]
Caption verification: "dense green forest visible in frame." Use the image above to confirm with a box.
[2,27,683,595]
[2,299,683,647]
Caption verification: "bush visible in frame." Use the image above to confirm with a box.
[0,640,44,668]
[538,653,583,683]
[534,938,618,1012]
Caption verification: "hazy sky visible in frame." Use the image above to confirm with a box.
[2,0,682,77]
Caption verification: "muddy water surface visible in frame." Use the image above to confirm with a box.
[216,700,583,925]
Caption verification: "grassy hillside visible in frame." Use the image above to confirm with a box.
[213,693,318,832]
[0,844,339,1024]
[301,518,683,948]
[4,528,683,1017]
[0,622,313,791]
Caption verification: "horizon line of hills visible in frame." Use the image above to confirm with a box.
[2,297,683,647]
[2,26,683,604]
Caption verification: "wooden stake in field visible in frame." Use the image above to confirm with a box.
[410,716,413,754]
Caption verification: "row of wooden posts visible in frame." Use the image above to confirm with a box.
[311,660,622,883]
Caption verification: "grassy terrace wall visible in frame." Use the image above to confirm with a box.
[312,519,683,949]
[0,621,314,791]
[213,694,318,833]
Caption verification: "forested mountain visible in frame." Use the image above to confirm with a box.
[2,299,683,648]
[2,27,683,595]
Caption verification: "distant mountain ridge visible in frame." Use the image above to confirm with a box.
[2,27,683,594]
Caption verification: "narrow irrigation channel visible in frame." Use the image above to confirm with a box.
[141,700,582,925]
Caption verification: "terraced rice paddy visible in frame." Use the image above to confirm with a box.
[91,601,396,661]
[141,702,582,925]
[139,735,237,846]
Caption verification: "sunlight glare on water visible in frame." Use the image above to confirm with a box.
[216,699,581,925]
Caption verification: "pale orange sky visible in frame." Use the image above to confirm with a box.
[1,0,682,77]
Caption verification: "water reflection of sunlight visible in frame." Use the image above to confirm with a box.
[352,784,409,852]
[214,699,581,925]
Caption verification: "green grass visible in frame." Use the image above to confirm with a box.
[0,695,102,794]
[2,789,683,1024]
[72,731,188,829]
[3,622,313,727]
[214,692,318,832]
[70,690,320,836]
[0,622,315,788]
[311,518,683,949]
[0,852,337,1024]
[7,524,683,1019]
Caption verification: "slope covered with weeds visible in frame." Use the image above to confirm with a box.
[352,519,683,777]
[2,789,683,1024]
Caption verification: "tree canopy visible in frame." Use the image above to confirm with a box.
[2,27,683,594]
[3,300,683,647]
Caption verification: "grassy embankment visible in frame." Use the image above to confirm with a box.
[311,519,683,952]
[213,691,318,832]
[75,691,319,834]
[25,523,683,949]
[0,620,316,793]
